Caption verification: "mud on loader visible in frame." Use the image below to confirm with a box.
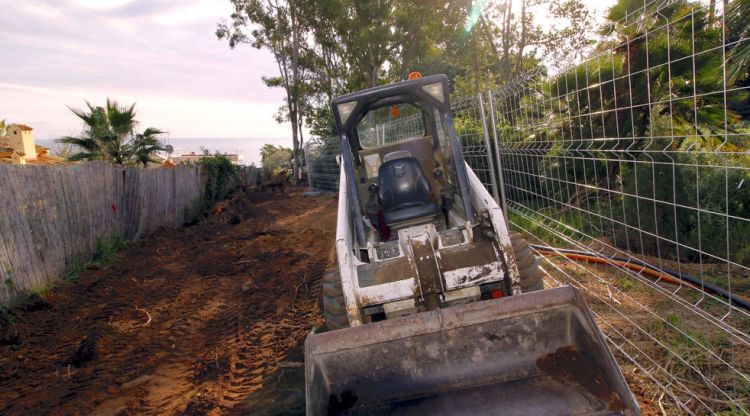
[305,74,639,415]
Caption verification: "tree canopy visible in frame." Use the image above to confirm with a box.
[218,0,594,139]
[260,143,293,173]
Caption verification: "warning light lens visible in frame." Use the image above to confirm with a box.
[408,71,422,80]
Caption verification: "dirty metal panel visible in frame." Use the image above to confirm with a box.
[408,232,444,298]
[305,286,640,416]
[438,240,504,289]
[465,164,521,293]
[356,278,418,306]
[357,257,414,287]
[375,240,401,260]
[335,168,365,326]
[437,227,465,246]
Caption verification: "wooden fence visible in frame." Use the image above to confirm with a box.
[0,162,204,304]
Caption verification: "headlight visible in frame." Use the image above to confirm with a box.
[337,101,358,125]
[422,82,445,103]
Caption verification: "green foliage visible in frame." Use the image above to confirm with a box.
[199,151,238,207]
[218,0,594,146]
[0,236,130,321]
[91,237,129,269]
[617,276,636,291]
[3,265,16,298]
[57,99,166,167]
[260,144,293,173]
[130,127,167,168]
[508,206,593,248]
[503,0,750,269]
[63,261,83,284]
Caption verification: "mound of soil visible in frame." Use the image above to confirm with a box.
[0,189,337,415]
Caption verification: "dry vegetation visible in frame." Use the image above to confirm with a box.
[536,246,750,415]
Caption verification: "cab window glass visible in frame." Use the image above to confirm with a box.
[357,104,425,148]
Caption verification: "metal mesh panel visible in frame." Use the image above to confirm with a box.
[490,2,750,413]
[451,94,498,197]
[304,136,340,192]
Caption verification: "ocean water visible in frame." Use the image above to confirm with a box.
[39,137,292,166]
[163,137,290,165]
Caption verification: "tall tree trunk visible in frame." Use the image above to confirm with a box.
[513,0,527,76]
[471,21,480,93]
[501,0,512,74]
[290,0,301,180]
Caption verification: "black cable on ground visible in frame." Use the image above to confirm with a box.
[529,244,750,311]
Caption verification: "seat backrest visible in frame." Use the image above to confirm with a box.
[383,150,412,163]
[378,157,432,212]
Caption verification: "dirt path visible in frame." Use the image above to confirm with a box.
[0,190,337,416]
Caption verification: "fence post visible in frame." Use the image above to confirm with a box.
[304,146,314,191]
[477,93,500,203]
[487,90,509,228]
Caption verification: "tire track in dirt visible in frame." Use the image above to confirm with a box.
[0,189,337,415]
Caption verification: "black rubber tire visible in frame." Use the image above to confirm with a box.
[509,232,544,292]
[321,267,349,331]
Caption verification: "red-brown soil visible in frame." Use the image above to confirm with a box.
[0,188,668,415]
[0,189,337,415]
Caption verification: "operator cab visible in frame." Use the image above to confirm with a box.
[332,74,474,245]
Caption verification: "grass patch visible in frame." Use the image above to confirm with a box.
[617,276,637,291]
[509,205,593,248]
[1,236,130,322]
[88,237,129,270]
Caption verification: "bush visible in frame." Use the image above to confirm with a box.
[199,152,238,208]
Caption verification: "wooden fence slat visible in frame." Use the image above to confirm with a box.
[0,162,205,304]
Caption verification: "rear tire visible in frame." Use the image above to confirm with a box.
[321,267,349,331]
[509,232,544,292]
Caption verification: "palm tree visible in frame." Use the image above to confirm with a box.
[727,0,750,83]
[57,99,165,166]
[130,127,166,168]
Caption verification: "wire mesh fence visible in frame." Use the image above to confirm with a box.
[489,1,750,413]
[452,94,500,200]
[304,136,341,192]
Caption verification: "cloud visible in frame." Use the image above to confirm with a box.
[0,0,290,142]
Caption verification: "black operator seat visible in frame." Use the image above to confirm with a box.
[377,150,439,227]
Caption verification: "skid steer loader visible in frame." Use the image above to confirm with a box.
[305,74,639,415]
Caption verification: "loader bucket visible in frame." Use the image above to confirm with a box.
[305,286,639,415]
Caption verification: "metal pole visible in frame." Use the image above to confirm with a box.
[304,146,314,191]
[477,93,500,203]
[487,90,509,228]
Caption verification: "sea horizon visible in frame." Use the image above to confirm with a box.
[38,137,293,166]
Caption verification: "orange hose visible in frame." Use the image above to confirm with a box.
[535,249,701,290]
[534,249,750,305]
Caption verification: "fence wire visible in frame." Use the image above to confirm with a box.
[304,136,340,192]
[490,0,750,413]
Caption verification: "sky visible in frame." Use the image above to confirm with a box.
[0,0,615,162]
[0,0,288,143]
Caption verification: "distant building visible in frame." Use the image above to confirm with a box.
[171,151,241,165]
[0,124,67,165]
